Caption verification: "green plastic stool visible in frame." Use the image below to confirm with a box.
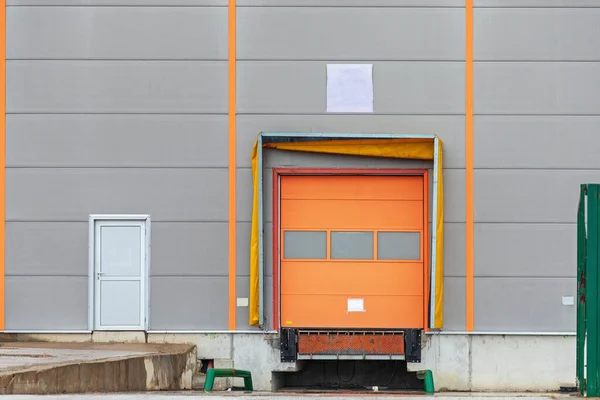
[204,368,254,392]
[417,370,435,394]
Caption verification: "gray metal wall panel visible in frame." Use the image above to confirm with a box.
[235,276,273,331]
[5,276,88,330]
[236,222,273,277]
[238,62,464,114]
[6,222,87,276]
[443,277,466,331]
[475,223,575,278]
[474,62,600,115]
[474,278,576,332]
[474,8,600,61]
[474,116,600,169]
[236,115,465,169]
[475,0,600,6]
[7,115,228,168]
[7,169,228,222]
[237,168,257,224]
[474,170,600,223]
[444,223,466,278]
[151,223,228,276]
[238,8,464,61]
[7,61,227,113]
[149,277,228,330]
[238,1,464,5]
[8,0,226,4]
[7,7,227,60]
[443,169,466,224]
[8,0,463,4]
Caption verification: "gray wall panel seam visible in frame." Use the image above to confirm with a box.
[6,166,230,169]
[237,113,464,116]
[5,112,464,116]
[474,60,600,63]
[7,4,229,7]
[5,221,230,224]
[474,168,600,171]
[6,113,229,116]
[151,275,229,278]
[5,275,88,277]
[7,59,464,62]
[6,5,465,7]
[471,222,578,225]
[474,114,600,116]
[474,6,600,9]
[236,167,466,170]
[236,5,466,7]
[6,167,228,170]
[5,220,234,223]
[10,59,600,62]
[7,59,229,61]
[234,113,467,116]
[8,4,600,6]
[473,276,576,279]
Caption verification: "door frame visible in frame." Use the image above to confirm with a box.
[272,169,429,332]
[88,214,151,331]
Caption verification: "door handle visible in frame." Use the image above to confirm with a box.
[96,271,104,279]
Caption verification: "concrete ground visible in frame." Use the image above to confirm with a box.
[0,342,159,372]
[2,393,568,400]
[0,342,197,394]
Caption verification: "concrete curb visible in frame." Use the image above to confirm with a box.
[0,345,196,395]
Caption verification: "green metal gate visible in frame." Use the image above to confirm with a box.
[577,184,600,396]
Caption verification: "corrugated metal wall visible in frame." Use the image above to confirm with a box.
[4,0,599,332]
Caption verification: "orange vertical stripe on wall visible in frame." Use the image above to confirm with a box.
[228,0,237,330]
[465,0,475,332]
[0,0,6,330]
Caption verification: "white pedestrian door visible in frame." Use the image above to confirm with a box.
[94,220,147,330]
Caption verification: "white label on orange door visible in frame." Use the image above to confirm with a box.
[347,298,365,312]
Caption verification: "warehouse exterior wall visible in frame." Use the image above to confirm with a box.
[2,0,598,392]
[5,2,230,330]
[472,2,600,332]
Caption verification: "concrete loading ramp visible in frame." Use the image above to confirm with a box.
[0,342,196,395]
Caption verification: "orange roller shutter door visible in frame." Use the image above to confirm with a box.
[280,175,426,329]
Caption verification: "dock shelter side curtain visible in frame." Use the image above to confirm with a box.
[249,137,444,329]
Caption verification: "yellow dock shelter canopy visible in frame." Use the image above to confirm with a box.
[249,133,444,330]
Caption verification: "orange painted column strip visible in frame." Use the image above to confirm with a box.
[227,0,237,330]
[465,0,474,332]
[423,171,430,331]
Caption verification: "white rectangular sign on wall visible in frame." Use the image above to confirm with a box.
[326,64,374,113]
[347,298,365,313]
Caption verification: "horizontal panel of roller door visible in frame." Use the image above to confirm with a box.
[281,294,424,329]
[281,175,424,201]
[281,262,424,297]
[280,199,424,230]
